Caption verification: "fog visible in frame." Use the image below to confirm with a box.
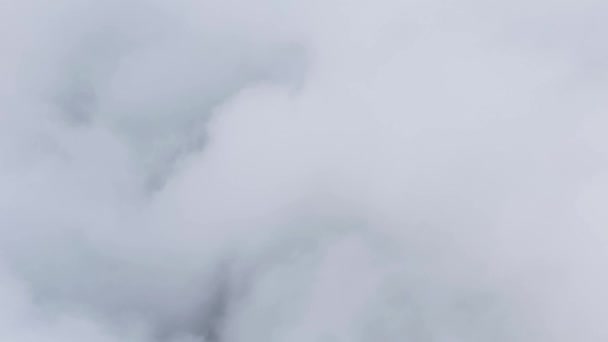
[0,0,607,341]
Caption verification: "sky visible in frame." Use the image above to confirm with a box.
[0,0,607,341]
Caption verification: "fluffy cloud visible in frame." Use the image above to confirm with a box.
[0,0,607,341]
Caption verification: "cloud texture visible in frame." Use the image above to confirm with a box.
[0,0,607,341]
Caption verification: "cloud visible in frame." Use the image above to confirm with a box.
[0,0,607,341]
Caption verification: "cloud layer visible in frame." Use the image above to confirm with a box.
[1,0,607,341]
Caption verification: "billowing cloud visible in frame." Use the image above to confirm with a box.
[0,0,607,341]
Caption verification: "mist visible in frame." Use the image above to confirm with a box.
[0,0,607,341]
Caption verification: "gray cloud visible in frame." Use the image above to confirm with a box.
[0,0,607,341]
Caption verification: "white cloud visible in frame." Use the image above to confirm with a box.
[0,0,607,341]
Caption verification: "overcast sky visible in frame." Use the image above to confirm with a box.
[0,0,607,341]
